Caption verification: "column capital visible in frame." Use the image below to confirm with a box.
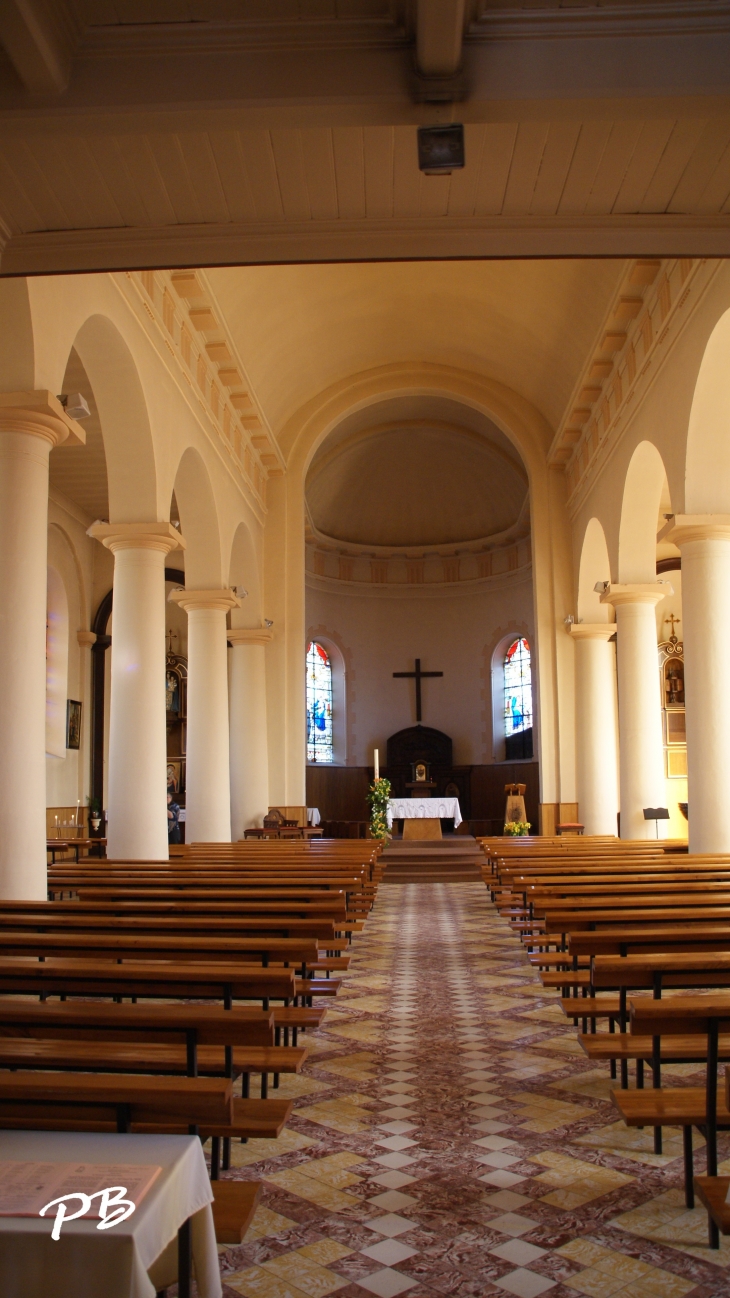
[88,522,185,555]
[228,627,274,647]
[0,391,85,447]
[600,582,671,608]
[169,587,241,613]
[668,514,730,546]
[568,623,616,641]
[76,630,97,647]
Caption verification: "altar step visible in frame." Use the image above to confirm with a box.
[380,837,483,884]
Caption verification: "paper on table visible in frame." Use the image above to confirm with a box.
[0,1162,162,1217]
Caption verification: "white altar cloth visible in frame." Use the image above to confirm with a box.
[0,1130,220,1298]
[387,798,462,829]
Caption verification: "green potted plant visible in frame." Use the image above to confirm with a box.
[367,777,392,842]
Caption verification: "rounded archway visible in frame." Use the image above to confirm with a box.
[618,441,671,584]
[686,306,730,513]
[577,518,614,625]
[72,315,158,524]
[170,446,223,589]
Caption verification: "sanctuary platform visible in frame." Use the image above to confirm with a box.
[380,836,483,884]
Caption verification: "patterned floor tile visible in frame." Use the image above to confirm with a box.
[214,880,730,1298]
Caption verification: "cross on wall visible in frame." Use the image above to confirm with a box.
[392,658,443,723]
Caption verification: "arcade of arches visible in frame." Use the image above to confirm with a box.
[4,256,730,894]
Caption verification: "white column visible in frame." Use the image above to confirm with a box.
[170,589,240,843]
[569,624,619,836]
[670,516,730,853]
[228,628,272,840]
[603,584,668,840]
[89,523,184,860]
[0,392,83,898]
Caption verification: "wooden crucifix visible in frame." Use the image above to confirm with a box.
[393,658,443,723]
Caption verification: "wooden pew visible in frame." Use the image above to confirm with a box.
[623,996,730,1245]
[0,1072,232,1133]
[0,957,295,1006]
[0,910,339,942]
[0,930,320,971]
[0,999,305,1092]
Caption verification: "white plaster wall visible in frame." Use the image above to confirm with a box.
[45,501,94,809]
[306,572,535,767]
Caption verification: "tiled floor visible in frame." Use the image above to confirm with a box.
[214,882,730,1297]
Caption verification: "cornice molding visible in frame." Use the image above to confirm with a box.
[470,2,730,40]
[306,559,532,599]
[559,257,723,515]
[5,216,730,278]
[59,4,730,60]
[79,17,408,57]
[113,270,275,521]
[304,495,531,561]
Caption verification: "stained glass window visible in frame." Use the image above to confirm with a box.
[504,638,532,739]
[306,641,333,763]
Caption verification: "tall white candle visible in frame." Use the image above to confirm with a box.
[374,749,379,781]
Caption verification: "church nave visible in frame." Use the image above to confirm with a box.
[216,884,730,1298]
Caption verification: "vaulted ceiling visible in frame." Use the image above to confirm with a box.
[205,258,623,435]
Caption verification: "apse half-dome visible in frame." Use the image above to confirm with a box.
[306,396,528,551]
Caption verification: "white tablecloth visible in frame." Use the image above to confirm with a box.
[387,798,462,829]
[0,1131,220,1298]
[307,807,321,826]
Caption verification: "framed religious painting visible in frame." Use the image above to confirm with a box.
[66,700,82,750]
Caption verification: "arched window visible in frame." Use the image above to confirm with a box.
[306,641,333,763]
[504,637,533,760]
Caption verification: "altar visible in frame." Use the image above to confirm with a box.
[387,797,462,840]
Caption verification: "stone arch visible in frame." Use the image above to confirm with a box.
[171,446,223,589]
[273,361,568,807]
[618,441,671,584]
[228,521,263,627]
[71,314,158,524]
[578,518,614,624]
[685,306,730,513]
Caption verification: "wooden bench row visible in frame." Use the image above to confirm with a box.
[479,837,730,1250]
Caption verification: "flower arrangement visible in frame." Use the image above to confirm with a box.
[504,820,531,837]
[367,777,392,841]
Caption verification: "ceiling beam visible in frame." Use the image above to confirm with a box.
[0,0,74,94]
[416,0,467,77]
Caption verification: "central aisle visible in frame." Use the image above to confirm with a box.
[219,884,730,1298]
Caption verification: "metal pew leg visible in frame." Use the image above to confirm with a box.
[683,1126,693,1208]
[222,1137,231,1171]
[210,1137,221,1181]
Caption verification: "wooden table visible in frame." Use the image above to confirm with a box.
[0,1129,221,1298]
[47,838,106,862]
